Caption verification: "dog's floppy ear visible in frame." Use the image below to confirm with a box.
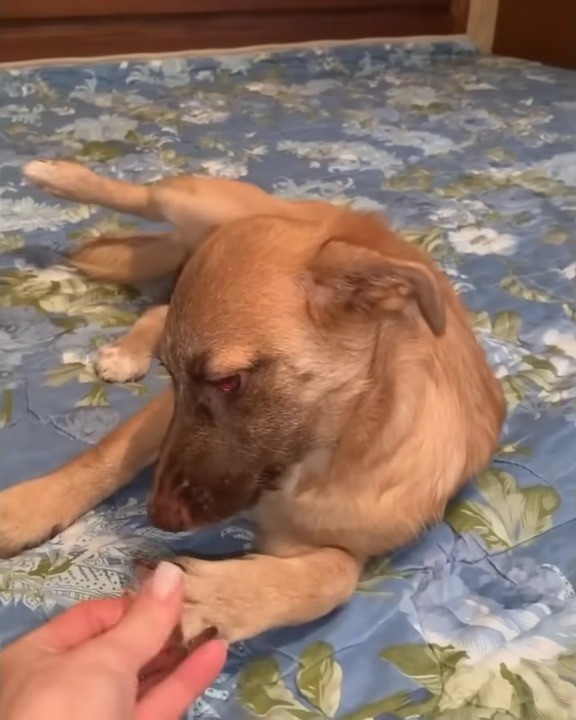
[307,215,446,336]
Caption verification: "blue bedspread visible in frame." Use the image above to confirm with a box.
[1,40,575,719]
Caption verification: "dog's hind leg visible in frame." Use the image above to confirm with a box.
[23,160,289,228]
[96,304,169,383]
[69,232,187,284]
[0,388,174,559]
[23,159,164,220]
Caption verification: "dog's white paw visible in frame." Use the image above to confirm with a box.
[96,343,151,383]
[173,556,277,644]
[23,159,95,198]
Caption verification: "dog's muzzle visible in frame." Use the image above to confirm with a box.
[147,493,194,533]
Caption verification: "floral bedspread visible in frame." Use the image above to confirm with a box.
[1,40,575,719]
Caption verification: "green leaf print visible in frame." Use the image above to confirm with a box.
[68,215,139,242]
[499,664,542,719]
[0,233,24,252]
[500,274,553,303]
[562,303,575,322]
[388,168,435,192]
[77,382,109,407]
[339,690,424,720]
[468,310,493,333]
[499,442,532,457]
[491,310,521,344]
[296,641,343,717]
[521,356,558,392]
[357,556,409,594]
[238,657,317,720]
[78,141,127,162]
[402,227,446,256]
[122,382,150,397]
[380,643,467,696]
[44,362,97,387]
[468,308,524,344]
[556,651,576,684]
[500,374,534,411]
[81,306,138,328]
[0,389,13,429]
[27,553,73,578]
[487,147,516,162]
[445,501,508,550]
[446,469,560,551]
[542,229,569,245]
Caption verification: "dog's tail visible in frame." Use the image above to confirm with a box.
[69,233,188,283]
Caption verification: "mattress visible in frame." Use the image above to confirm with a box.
[1,39,575,719]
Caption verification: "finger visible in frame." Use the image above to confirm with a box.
[25,596,131,652]
[136,626,218,699]
[94,562,184,669]
[137,645,188,699]
[136,639,228,720]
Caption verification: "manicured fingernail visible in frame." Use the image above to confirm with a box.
[150,561,183,599]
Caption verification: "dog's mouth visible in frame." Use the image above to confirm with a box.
[147,465,285,533]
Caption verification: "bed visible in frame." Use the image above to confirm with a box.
[1,39,575,719]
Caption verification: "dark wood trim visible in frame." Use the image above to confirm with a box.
[1,5,460,63]
[450,0,469,33]
[493,0,576,69]
[3,0,449,20]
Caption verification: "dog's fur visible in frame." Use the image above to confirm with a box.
[0,160,506,644]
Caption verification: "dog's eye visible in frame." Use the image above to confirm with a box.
[207,374,241,394]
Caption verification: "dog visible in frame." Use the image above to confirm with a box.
[0,161,506,645]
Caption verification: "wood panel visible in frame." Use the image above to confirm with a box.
[493,0,576,69]
[450,0,469,33]
[466,0,498,52]
[3,0,450,20]
[0,5,457,62]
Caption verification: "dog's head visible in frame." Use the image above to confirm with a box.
[148,210,446,531]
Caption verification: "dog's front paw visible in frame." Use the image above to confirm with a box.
[158,556,271,644]
[0,479,67,558]
[96,343,151,383]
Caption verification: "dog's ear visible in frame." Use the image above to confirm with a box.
[307,216,446,336]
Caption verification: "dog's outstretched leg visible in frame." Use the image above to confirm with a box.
[162,548,362,643]
[23,159,289,226]
[0,388,174,559]
[97,305,169,382]
[23,160,163,220]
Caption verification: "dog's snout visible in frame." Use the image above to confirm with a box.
[147,495,192,533]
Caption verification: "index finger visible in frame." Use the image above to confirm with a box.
[136,639,228,720]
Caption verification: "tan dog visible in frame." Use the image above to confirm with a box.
[0,162,506,645]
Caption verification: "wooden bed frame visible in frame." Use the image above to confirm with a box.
[2,0,468,62]
[1,0,574,69]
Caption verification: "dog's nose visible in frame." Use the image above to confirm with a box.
[147,497,192,533]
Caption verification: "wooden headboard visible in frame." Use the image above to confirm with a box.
[1,0,468,62]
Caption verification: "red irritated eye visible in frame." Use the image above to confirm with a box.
[208,374,241,394]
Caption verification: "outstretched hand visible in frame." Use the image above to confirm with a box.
[0,562,227,720]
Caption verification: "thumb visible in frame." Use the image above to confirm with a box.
[95,561,184,669]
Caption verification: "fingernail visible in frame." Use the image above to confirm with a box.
[150,561,183,599]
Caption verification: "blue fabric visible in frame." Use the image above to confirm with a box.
[1,40,575,719]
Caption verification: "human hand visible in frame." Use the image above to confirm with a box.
[0,561,228,720]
